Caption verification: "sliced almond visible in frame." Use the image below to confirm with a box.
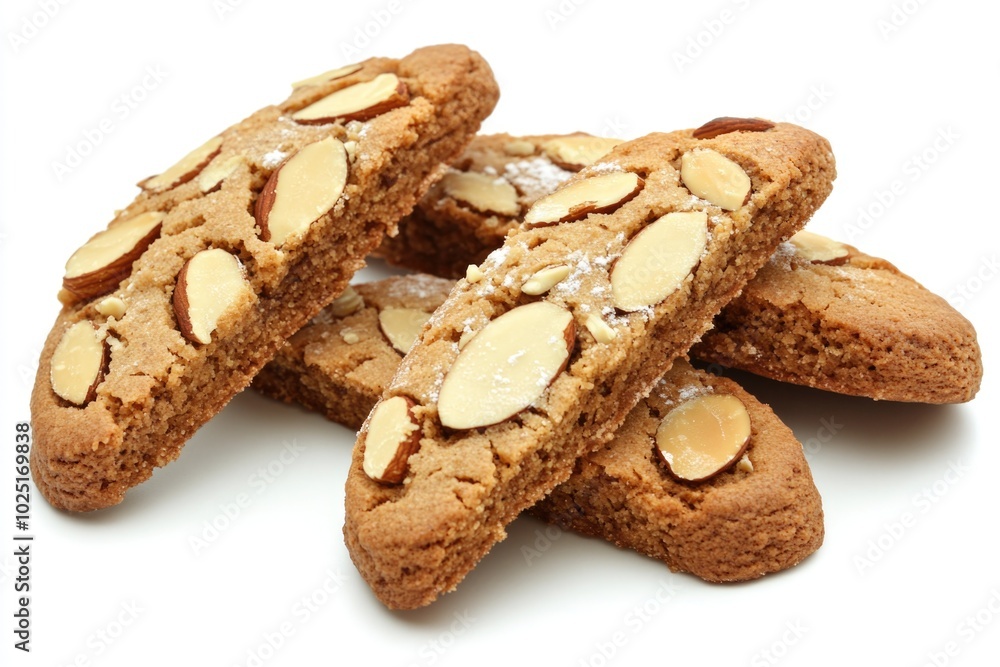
[611,211,709,311]
[50,321,107,406]
[789,230,850,265]
[291,63,363,89]
[173,249,253,345]
[95,296,127,319]
[680,149,751,211]
[442,171,519,217]
[379,307,431,354]
[522,265,571,296]
[291,73,409,124]
[584,314,617,343]
[541,136,622,171]
[327,286,364,318]
[363,395,422,484]
[63,211,165,300]
[437,302,575,430]
[503,139,536,157]
[465,264,485,284]
[692,117,775,140]
[140,136,223,192]
[524,171,643,227]
[655,394,752,482]
[255,137,349,247]
[198,155,245,193]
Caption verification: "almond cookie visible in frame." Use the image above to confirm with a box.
[30,44,499,512]
[344,119,836,608]
[381,132,981,404]
[376,133,622,278]
[691,231,982,403]
[255,275,824,582]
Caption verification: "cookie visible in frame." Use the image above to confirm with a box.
[381,133,981,404]
[376,133,622,278]
[254,275,824,582]
[691,231,982,403]
[30,44,499,512]
[344,119,836,608]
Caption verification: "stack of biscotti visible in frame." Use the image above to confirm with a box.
[30,44,499,511]
[338,119,837,608]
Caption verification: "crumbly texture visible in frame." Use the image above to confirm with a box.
[256,275,824,582]
[377,133,585,277]
[692,242,982,403]
[384,133,981,404]
[344,123,836,609]
[30,44,499,512]
[253,275,454,429]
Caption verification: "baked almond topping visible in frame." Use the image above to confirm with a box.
[173,249,253,345]
[692,117,775,140]
[442,171,519,217]
[611,211,709,312]
[363,395,421,484]
[140,136,223,192]
[540,136,622,171]
[50,321,107,406]
[655,393,752,482]
[437,302,575,430]
[291,63,363,89]
[524,171,643,227]
[788,230,850,265]
[255,137,349,247]
[521,265,571,296]
[291,73,409,124]
[378,307,431,354]
[680,149,751,211]
[63,211,165,300]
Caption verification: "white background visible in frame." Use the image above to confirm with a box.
[2,0,998,665]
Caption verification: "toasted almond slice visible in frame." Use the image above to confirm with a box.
[363,396,422,484]
[95,296,127,319]
[197,155,245,193]
[291,73,409,124]
[680,149,751,211]
[327,286,364,318]
[50,321,107,406]
[442,171,520,216]
[255,137,349,247]
[503,139,536,157]
[173,249,253,345]
[63,211,165,300]
[541,136,622,171]
[437,302,575,430]
[291,63,363,89]
[524,171,643,227]
[379,307,432,354]
[611,211,709,311]
[692,117,775,140]
[655,394,752,482]
[584,314,617,343]
[140,136,223,192]
[789,230,850,265]
[521,264,571,296]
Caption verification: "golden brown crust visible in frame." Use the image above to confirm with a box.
[345,122,836,609]
[30,44,499,512]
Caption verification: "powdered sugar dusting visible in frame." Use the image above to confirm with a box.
[503,157,572,202]
[262,149,286,168]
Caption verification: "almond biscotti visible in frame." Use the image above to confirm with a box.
[30,44,499,512]
[691,231,982,403]
[254,275,824,582]
[344,119,836,608]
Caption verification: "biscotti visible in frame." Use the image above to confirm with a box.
[344,119,836,608]
[30,44,499,512]
[381,132,981,403]
[691,231,982,403]
[255,274,824,582]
